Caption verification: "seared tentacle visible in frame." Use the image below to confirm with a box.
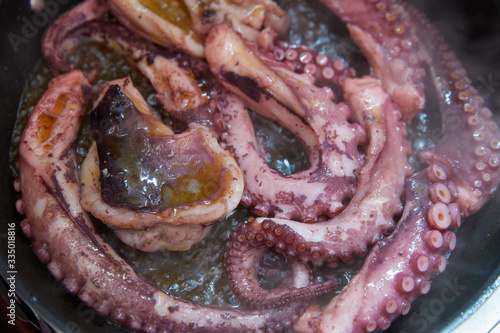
[303,3,500,332]
[225,77,411,266]
[16,70,309,333]
[312,167,456,332]
[319,0,426,120]
[225,232,340,308]
[407,2,500,212]
[206,23,367,221]
[42,0,109,73]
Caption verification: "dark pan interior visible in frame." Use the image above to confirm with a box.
[0,0,499,332]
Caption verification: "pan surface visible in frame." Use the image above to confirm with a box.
[0,0,499,332]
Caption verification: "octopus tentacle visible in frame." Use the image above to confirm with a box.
[206,23,367,221]
[310,167,456,333]
[224,76,411,269]
[215,20,414,307]
[407,2,500,211]
[224,220,340,308]
[319,0,426,120]
[297,2,500,332]
[16,70,308,332]
[42,0,109,73]
[217,83,327,220]
[260,39,357,86]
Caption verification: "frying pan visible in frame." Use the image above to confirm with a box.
[0,0,499,332]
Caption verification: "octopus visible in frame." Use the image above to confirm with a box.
[79,77,244,251]
[12,0,500,332]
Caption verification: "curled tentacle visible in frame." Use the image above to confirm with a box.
[16,70,309,332]
[319,0,426,120]
[224,75,411,262]
[222,74,411,311]
[296,2,500,332]
[42,0,109,73]
[206,23,368,221]
[310,168,456,332]
[225,221,340,308]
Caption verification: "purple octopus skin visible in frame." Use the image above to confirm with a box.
[319,0,426,121]
[293,2,500,332]
[42,3,225,134]
[42,0,108,74]
[222,74,412,306]
[304,168,457,333]
[206,23,368,222]
[15,70,312,332]
[216,0,500,330]
[224,238,341,309]
[258,39,357,87]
